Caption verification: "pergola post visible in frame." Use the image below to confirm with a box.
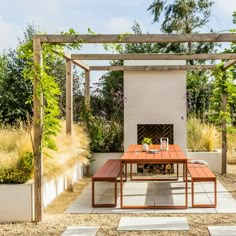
[85,70,90,110]
[33,37,43,222]
[221,71,228,175]
[66,59,73,134]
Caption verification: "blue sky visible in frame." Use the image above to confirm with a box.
[0,0,235,52]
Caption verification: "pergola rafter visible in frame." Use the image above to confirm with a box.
[223,59,236,70]
[35,33,236,43]
[71,53,236,61]
[89,65,216,71]
[33,33,236,222]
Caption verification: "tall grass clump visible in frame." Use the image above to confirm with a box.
[0,124,33,184]
[187,117,219,152]
[43,121,91,180]
[0,121,91,183]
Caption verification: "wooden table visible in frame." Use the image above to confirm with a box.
[120,144,188,209]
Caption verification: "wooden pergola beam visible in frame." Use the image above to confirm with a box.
[73,60,90,70]
[89,65,216,71]
[223,59,236,70]
[71,53,236,61]
[52,50,90,70]
[35,33,236,44]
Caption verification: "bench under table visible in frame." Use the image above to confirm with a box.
[92,159,126,207]
[188,163,217,208]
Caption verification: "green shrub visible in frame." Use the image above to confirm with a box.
[0,124,33,184]
[82,110,123,152]
[0,152,33,184]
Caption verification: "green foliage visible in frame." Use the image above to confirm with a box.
[97,62,124,121]
[187,71,212,119]
[141,137,153,145]
[81,108,123,152]
[19,38,63,149]
[0,49,33,124]
[209,64,236,126]
[0,152,33,184]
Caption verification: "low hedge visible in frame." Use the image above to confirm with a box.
[0,152,33,184]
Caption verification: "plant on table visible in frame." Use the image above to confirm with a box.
[141,137,152,152]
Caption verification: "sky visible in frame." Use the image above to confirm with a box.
[0,0,235,52]
[0,0,235,82]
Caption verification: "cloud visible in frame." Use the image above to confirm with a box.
[214,0,235,17]
[105,17,134,33]
[211,0,235,31]
[0,17,22,51]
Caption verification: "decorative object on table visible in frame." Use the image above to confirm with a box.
[148,149,159,154]
[141,137,152,152]
[135,148,141,154]
[160,137,169,150]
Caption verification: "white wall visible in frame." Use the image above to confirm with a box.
[0,183,33,222]
[43,162,83,207]
[124,60,187,152]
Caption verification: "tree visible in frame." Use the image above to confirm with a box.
[0,49,33,124]
[187,70,213,120]
[210,65,236,175]
[147,0,215,54]
[0,24,69,125]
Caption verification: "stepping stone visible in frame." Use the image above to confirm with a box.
[61,226,98,236]
[208,226,236,236]
[117,217,189,231]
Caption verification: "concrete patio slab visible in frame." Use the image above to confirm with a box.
[117,217,189,231]
[61,226,98,236]
[65,179,236,214]
[208,226,236,236]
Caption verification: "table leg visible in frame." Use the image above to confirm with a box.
[120,161,123,208]
[185,161,188,208]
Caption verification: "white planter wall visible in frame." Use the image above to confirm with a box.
[124,60,187,152]
[187,151,222,173]
[43,162,83,207]
[0,161,83,222]
[0,183,33,222]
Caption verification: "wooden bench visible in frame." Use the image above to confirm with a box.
[92,159,126,208]
[188,163,217,208]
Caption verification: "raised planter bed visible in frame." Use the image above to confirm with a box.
[0,161,83,222]
[187,150,222,173]
[0,182,34,222]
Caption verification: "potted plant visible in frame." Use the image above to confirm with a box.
[141,137,152,152]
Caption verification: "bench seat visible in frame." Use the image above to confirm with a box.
[188,163,217,208]
[92,159,125,208]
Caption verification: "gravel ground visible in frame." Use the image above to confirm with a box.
[0,165,235,236]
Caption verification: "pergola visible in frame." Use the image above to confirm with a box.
[33,33,236,222]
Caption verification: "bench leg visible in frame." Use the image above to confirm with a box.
[192,180,194,207]
[92,178,95,208]
[191,179,217,208]
[214,179,217,208]
[92,179,118,208]
[115,179,117,207]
